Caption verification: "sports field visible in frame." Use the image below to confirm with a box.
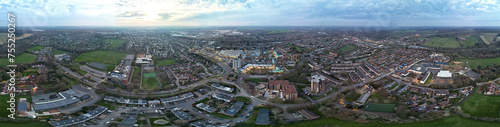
[0,53,38,66]
[363,103,396,113]
[74,50,126,65]
[424,37,461,48]
[104,39,126,49]
[458,57,500,69]
[143,77,160,89]
[461,93,500,118]
[157,59,177,66]
[29,46,44,51]
[143,72,157,78]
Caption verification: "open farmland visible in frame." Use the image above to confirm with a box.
[424,37,461,48]
[0,53,38,66]
[479,33,499,45]
[459,36,478,48]
[461,93,500,118]
[458,57,500,69]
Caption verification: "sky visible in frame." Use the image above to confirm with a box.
[1,0,500,27]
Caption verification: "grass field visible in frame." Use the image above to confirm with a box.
[143,72,157,78]
[0,53,38,66]
[0,95,31,118]
[143,77,160,89]
[345,93,361,102]
[74,50,126,65]
[424,73,433,84]
[458,57,500,69]
[29,46,44,51]
[52,50,68,55]
[461,93,500,118]
[157,59,177,66]
[0,33,7,45]
[363,103,396,113]
[267,29,293,34]
[459,36,478,47]
[104,39,126,49]
[340,44,359,54]
[236,116,500,127]
[393,30,417,33]
[424,37,461,48]
[283,44,310,53]
[479,33,499,45]
[0,121,51,127]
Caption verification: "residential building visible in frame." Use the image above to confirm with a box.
[267,80,298,101]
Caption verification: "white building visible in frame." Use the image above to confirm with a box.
[233,58,241,70]
[437,70,452,78]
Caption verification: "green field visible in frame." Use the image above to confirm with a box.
[28,46,44,51]
[267,29,293,34]
[97,101,116,110]
[459,36,478,47]
[237,116,500,127]
[479,33,499,45]
[143,72,157,78]
[104,39,126,49]
[74,50,126,65]
[458,57,500,69]
[283,44,310,53]
[157,59,177,66]
[393,30,417,33]
[0,33,7,45]
[53,50,68,55]
[0,95,31,118]
[143,77,160,89]
[424,37,461,48]
[424,73,434,84]
[461,93,500,118]
[0,53,38,66]
[0,121,51,127]
[363,103,396,113]
[340,44,359,53]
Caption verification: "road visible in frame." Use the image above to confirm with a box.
[91,90,252,126]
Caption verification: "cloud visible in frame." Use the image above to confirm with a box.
[0,0,499,26]
[118,11,146,17]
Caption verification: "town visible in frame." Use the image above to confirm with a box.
[1,26,500,127]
